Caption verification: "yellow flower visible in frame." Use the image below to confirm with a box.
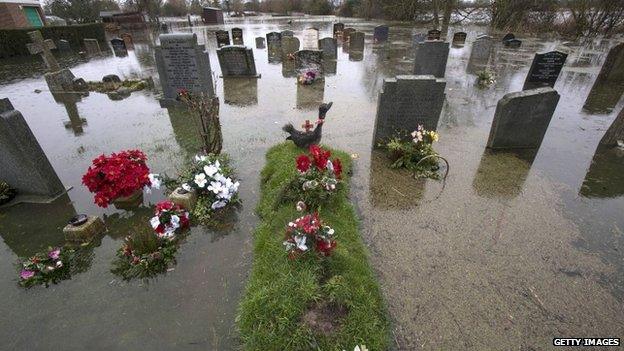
[429,131,439,142]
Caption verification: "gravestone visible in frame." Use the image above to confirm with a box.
[374,25,389,43]
[121,33,134,49]
[413,33,426,45]
[349,31,365,51]
[372,75,447,142]
[333,23,344,38]
[281,30,294,37]
[504,38,522,48]
[486,87,560,149]
[266,32,282,59]
[319,37,337,59]
[427,29,441,41]
[154,33,214,106]
[502,33,515,42]
[231,27,243,45]
[110,38,127,57]
[294,50,323,76]
[57,39,71,52]
[467,35,493,72]
[413,41,450,78]
[255,36,265,49]
[83,39,101,57]
[583,43,624,113]
[452,32,467,46]
[599,107,624,146]
[0,98,65,198]
[217,46,258,77]
[215,30,230,48]
[522,51,568,90]
[302,28,319,50]
[343,27,355,42]
[27,31,59,72]
[282,36,300,59]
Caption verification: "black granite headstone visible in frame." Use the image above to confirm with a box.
[216,30,230,48]
[523,51,568,90]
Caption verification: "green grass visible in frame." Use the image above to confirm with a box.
[237,143,389,351]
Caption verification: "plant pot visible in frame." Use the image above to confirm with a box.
[113,189,143,210]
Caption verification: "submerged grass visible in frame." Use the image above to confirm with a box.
[237,143,389,350]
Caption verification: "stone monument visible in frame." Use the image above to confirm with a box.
[583,43,624,114]
[110,38,127,57]
[523,51,568,90]
[372,75,447,142]
[467,35,493,73]
[215,30,230,47]
[232,27,243,45]
[413,41,450,78]
[27,31,76,92]
[427,29,441,40]
[255,37,265,49]
[294,50,323,76]
[217,46,258,77]
[374,25,389,43]
[452,32,467,46]
[349,31,365,51]
[83,38,101,57]
[282,36,300,59]
[333,23,344,38]
[302,28,319,50]
[319,37,337,59]
[486,87,560,149]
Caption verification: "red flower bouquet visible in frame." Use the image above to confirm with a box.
[283,212,336,259]
[82,149,151,208]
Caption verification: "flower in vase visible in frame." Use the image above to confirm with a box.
[194,173,208,188]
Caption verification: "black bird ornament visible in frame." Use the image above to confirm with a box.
[282,102,333,148]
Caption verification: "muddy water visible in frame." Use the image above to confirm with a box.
[0,16,623,350]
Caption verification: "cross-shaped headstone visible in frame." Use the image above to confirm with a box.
[27,31,60,72]
[302,120,314,132]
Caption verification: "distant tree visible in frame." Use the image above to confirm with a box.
[230,0,243,13]
[162,0,188,16]
[45,0,120,23]
[123,0,164,20]
[189,0,203,14]
[211,0,221,8]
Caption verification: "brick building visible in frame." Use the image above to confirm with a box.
[0,0,46,29]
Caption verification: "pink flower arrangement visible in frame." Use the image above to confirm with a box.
[283,213,337,259]
[18,247,70,288]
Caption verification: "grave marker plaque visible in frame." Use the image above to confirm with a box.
[413,41,449,78]
[319,37,337,59]
[333,23,344,38]
[452,32,467,46]
[282,36,300,59]
[215,30,230,48]
[467,35,493,72]
[255,36,265,48]
[522,51,568,90]
[302,28,319,50]
[374,25,389,43]
[231,27,243,45]
[349,31,365,51]
[372,75,447,142]
[83,38,101,57]
[155,33,214,105]
[427,29,441,41]
[486,87,560,149]
[217,46,258,77]
[295,50,323,76]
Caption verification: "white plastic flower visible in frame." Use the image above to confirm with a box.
[294,235,308,251]
[150,216,161,229]
[211,200,227,210]
[195,155,207,162]
[56,261,63,268]
[169,214,180,229]
[326,226,335,235]
[208,180,226,195]
[194,173,208,188]
[203,162,220,177]
[148,174,161,189]
[182,183,192,192]
[326,160,334,172]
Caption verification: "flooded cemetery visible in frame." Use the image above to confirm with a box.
[1,13,624,351]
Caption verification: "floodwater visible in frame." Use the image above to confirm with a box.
[1,15,623,350]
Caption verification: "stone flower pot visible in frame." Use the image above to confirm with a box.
[112,189,143,210]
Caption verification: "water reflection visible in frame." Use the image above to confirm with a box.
[322,59,337,75]
[165,106,203,154]
[223,78,258,106]
[369,150,425,209]
[580,145,624,198]
[52,92,89,136]
[296,81,324,110]
[282,58,297,77]
[472,149,537,199]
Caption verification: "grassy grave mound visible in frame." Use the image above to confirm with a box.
[237,143,389,350]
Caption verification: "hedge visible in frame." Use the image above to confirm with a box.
[0,23,106,59]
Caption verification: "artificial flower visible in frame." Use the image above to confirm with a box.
[296,155,311,173]
[48,248,60,260]
[20,270,35,280]
[194,173,208,188]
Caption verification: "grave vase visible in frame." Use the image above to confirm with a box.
[112,189,143,210]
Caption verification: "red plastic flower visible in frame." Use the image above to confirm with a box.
[309,145,331,170]
[296,155,311,173]
[332,158,342,179]
[316,239,337,256]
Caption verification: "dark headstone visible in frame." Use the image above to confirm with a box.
[255,36,265,49]
[502,33,515,42]
[281,30,294,37]
[282,37,300,59]
[599,107,624,146]
[523,51,568,90]
[319,37,337,59]
[452,32,467,46]
[486,87,560,149]
[467,35,493,73]
[266,32,282,59]
[110,38,127,57]
[374,25,389,43]
[413,41,450,78]
[504,38,522,48]
[373,75,447,142]
[217,46,258,77]
[349,31,365,51]
[83,38,101,57]
[583,43,624,114]
[231,27,243,45]
[427,29,441,41]
[333,23,344,38]
[216,30,230,48]
[343,28,355,42]
[0,98,65,198]
[57,39,71,52]
[294,50,323,77]
[102,74,121,83]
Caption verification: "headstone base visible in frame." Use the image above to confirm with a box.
[44,69,76,92]
[63,216,106,242]
[168,188,197,211]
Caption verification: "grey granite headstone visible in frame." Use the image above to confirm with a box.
[215,30,230,48]
[427,29,441,41]
[343,28,355,42]
[374,25,389,43]
[0,98,65,198]
[467,35,493,72]
[294,50,323,76]
[319,37,337,59]
[255,36,265,49]
[282,36,300,59]
[583,43,624,114]
[486,87,560,149]
[266,32,282,59]
[231,27,243,45]
[57,39,71,52]
[281,30,294,37]
[599,106,624,146]
[110,38,127,57]
[333,23,344,38]
[155,33,214,106]
[302,28,319,50]
[27,31,59,72]
[523,51,568,90]
[217,45,258,77]
[452,32,467,46]
[83,39,101,57]
[372,75,447,142]
[349,31,365,51]
[413,41,450,78]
